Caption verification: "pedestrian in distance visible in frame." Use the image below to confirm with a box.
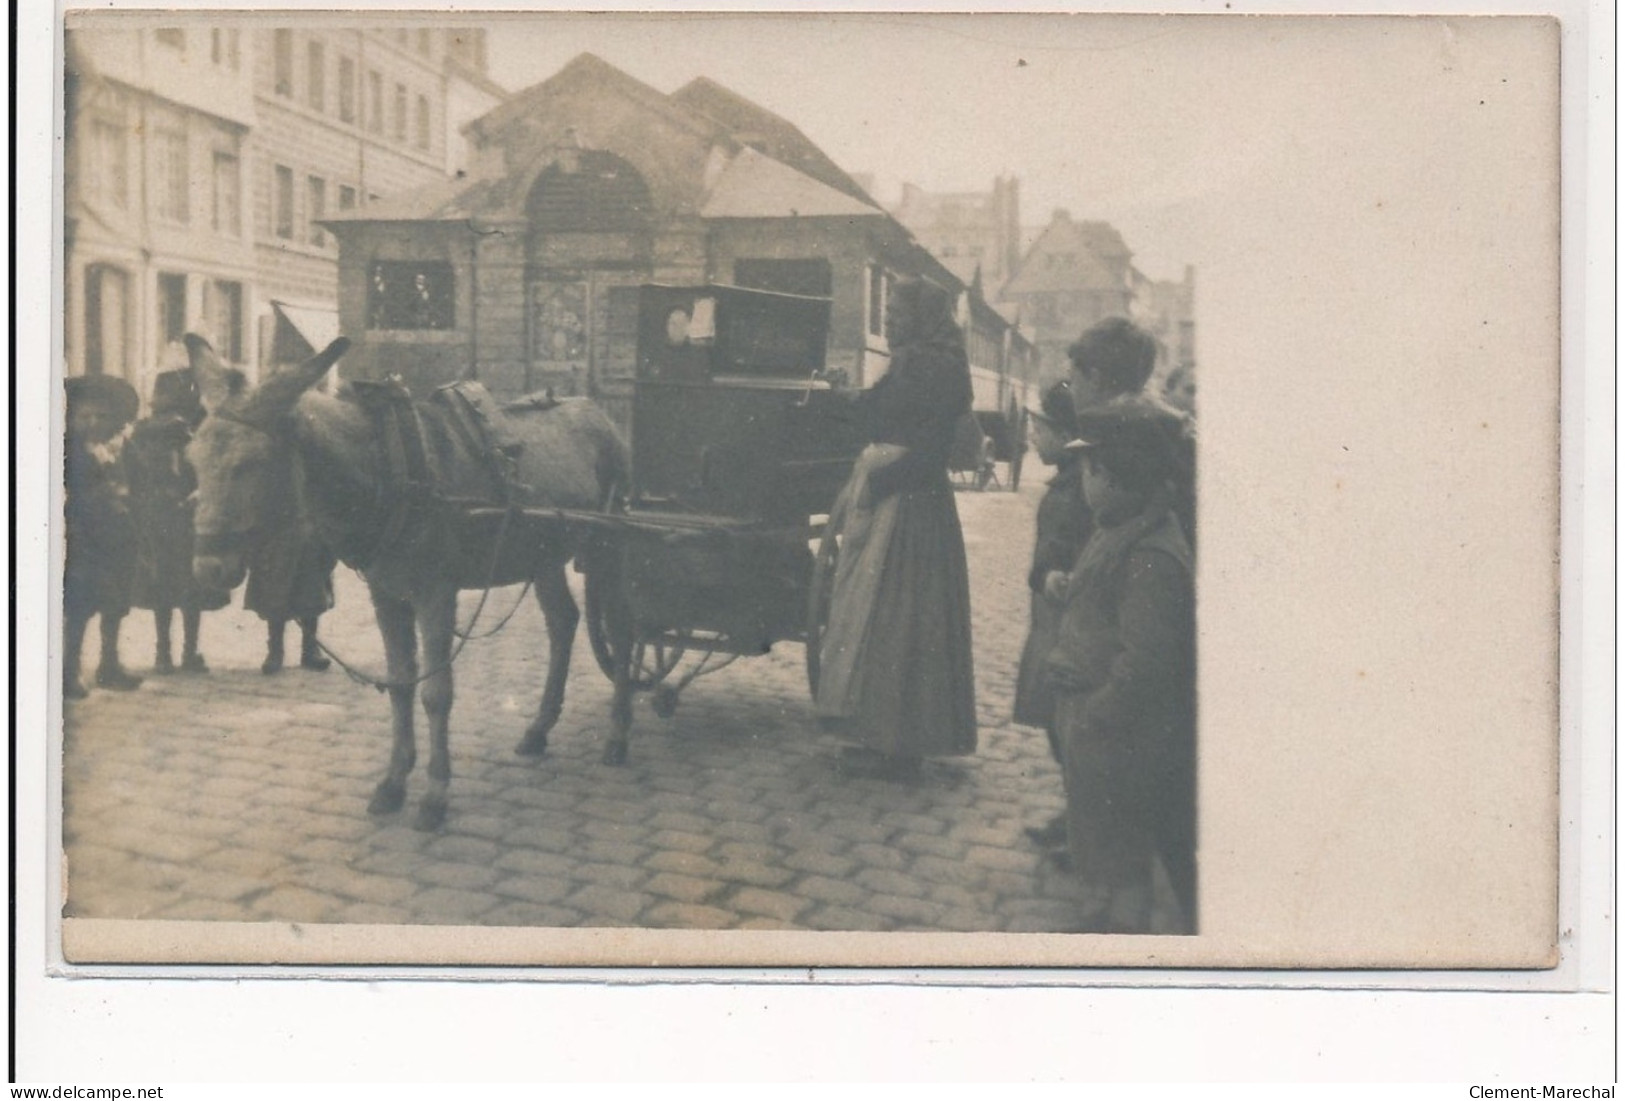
[125,365,231,675]
[1046,396,1197,934]
[63,373,143,699]
[1013,380,1093,850]
[815,277,978,782]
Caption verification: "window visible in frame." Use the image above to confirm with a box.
[204,280,244,362]
[367,70,382,132]
[867,265,889,338]
[338,185,357,211]
[211,151,240,236]
[393,83,407,141]
[417,28,431,56]
[369,261,454,330]
[307,176,326,246]
[87,118,128,210]
[83,265,130,378]
[273,30,293,96]
[210,28,239,68]
[338,56,356,122]
[157,273,187,355]
[155,28,184,51]
[154,127,189,224]
[273,164,294,239]
[306,40,325,111]
[415,94,430,150]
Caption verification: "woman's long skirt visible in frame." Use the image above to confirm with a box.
[815,447,977,758]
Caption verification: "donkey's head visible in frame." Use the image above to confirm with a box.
[185,333,351,591]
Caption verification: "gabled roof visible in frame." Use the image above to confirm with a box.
[672,77,878,207]
[466,52,727,148]
[1001,216,1133,296]
[701,147,884,219]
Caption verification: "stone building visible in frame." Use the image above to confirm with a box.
[1131,264,1198,387]
[64,25,258,399]
[63,20,505,405]
[325,53,994,420]
[890,175,1023,293]
[996,208,1136,379]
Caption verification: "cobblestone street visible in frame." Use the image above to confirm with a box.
[61,480,1173,935]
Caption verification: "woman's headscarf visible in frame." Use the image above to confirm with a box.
[890,278,963,355]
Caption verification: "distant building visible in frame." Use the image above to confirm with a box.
[996,208,1136,379]
[890,176,1023,293]
[1131,264,1197,387]
[63,21,505,404]
[326,53,1033,424]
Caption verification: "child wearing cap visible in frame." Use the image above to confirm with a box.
[1013,380,1093,849]
[1046,395,1197,934]
[63,374,143,698]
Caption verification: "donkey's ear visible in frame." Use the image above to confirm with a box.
[185,333,235,412]
[298,337,352,388]
[239,337,352,424]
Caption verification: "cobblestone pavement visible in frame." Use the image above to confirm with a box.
[62,480,1171,933]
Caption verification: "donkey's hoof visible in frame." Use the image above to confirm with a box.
[367,781,406,816]
[413,797,447,833]
[601,740,629,767]
[515,728,549,757]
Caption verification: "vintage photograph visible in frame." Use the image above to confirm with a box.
[54,10,1560,968]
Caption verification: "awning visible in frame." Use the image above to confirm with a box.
[271,300,340,361]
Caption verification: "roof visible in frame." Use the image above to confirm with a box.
[1001,216,1134,297]
[323,171,523,225]
[467,53,725,149]
[671,77,878,207]
[701,147,884,220]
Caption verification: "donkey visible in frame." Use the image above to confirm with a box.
[185,334,635,830]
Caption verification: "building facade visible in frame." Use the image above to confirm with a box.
[890,175,1023,293]
[996,208,1137,380]
[63,19,505,406]
[326,54,1031,430]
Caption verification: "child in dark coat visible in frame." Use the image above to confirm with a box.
[1047,396,1197,934]
[1013,381,1092,849]
[126,368,230,674]
[63,374,142,698]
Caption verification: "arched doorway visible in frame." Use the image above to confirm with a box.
[524,150,653,413]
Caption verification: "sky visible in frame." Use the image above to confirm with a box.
[480,12,1223,281]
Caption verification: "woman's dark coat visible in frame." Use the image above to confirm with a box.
[125,413,229,612]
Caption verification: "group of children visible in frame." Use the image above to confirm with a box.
[62,355,335,700]
[1013,317,1198,936]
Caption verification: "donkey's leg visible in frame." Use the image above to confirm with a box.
[517,560,578,757]
[413,587,457,832]
[367,593,418,816]
[602,571,635,767]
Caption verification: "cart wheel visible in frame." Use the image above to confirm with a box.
[584,563,618,681]
[805,522,840,694]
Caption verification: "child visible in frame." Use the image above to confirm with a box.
[126,367,230,674]
[63,374,143,698]
[1013,381,1092,849]
[1047,396,1197,934]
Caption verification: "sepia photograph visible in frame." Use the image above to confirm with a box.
[47,8,1567,975]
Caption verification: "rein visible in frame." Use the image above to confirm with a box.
[202,387,530,693]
